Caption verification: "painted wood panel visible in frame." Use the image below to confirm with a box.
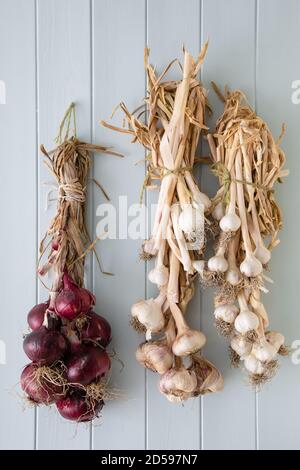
[0,0,299,451]
[92,0,146,450]
[0,0,36,450]
[201,0,257,450]
[146,0,202,450]
[36,0,92,449]
[256,0,300,450]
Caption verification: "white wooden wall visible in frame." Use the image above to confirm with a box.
[0,0,300,450]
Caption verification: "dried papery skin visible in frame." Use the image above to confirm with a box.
[190,356,224,395]
[172,328,206,357]
[131,298,165,333]
[136,341,173,374]
[243,354,265,375]
[234,310,259,335]
[56,393,103,422]
[21,363,67,405]
[230,335,252,358]
[252,339,277,363]
[159,366,197,403]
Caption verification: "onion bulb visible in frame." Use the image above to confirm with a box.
[23,326,67,365]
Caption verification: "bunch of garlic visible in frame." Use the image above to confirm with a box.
[107,45,224,402]
[205,88,289,386]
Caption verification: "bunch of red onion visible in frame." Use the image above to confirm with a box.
[21,272,112,422]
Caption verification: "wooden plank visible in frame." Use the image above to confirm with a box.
[201,0,257,450]
[256,0,300,450]
[92,0,146,450]
[0,0,36,450]
[146,0,202,450]
[36,0,91,449]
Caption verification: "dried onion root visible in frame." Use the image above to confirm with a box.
[207,87,289,386]
[103,44,223,402]
[21,104,120,421]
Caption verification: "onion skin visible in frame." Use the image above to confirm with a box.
[56,394,103,422]
[80,311,111,347]
[27,302,48,331]
[66,346,110,385]
[21,363,65,404]
[23,326,68,365]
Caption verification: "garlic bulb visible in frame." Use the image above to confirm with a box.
[148,265,169,287]
[172,328,206,357]
[208,253,228,273]
[136,341,173,374]
[178,205,203,239]
[212,202,224,221]
[131,299,164,333]
[220,213,241,233]
[240,253,263,278]
[234,310,259,334]
[159,366,197,403]
[231,336,252,357]
[252,340,277,363]
[214,304,239,324]
[266,331,285,351]
[254,243,271,266]
[192,260,205,275]
[226,267,241,286]
[244,355,265,375]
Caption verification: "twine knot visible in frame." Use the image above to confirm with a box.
[59,179,86,203]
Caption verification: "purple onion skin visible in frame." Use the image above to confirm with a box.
[80,311,111,347]
[56,394,103,422]
[21,363,64,404]
[27,302,48,331]
[23,326,68,365]
[66,346,110,385]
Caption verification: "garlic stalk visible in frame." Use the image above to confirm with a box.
[226,234,242,286]
[235,150,263,278]
[148,239,169,287]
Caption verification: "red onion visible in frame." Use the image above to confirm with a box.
[80,311,111,347]
[27,302,48,331]
[56,394,103,422]
[23,326,67,365]
[55,273,95,320]
[66,346,110,385]
[21,363,65,404]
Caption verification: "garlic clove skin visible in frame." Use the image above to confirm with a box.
[254,244,271,266]
[231,336,252,357]
[208,255,229,273]
[244,355,265,375]
[212,202,224,221]
[220,213,241,233]
[240,253,263,278]
[266,331,285,352]
[136,341,173,374]
[131,299,165,333]
[252,340,277,363]
[172,329,206,357]
[214,304,239,324]
[226,268,242,286]
[159,366,197,403]
[192,260,206,275]
[234,310,259,334]
[148,265,169,287]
